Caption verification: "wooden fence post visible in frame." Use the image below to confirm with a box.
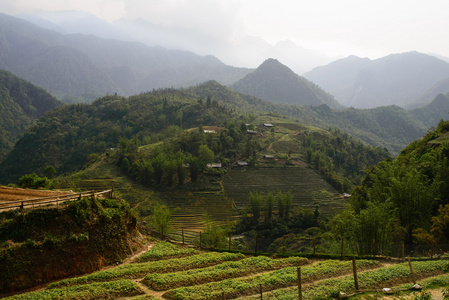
[222,291,225,300]
[408,256,415,284]
[182,228,185,245]
[255,233,259,255]
[352,258,359,291]
[297,266,302,300]
[259,283,263,299]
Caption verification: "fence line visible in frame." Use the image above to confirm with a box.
[157,227,449,260]
[0,189,113,211]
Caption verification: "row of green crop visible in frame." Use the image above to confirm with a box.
[4,279,144,300]
[245,260,449,299]
[134,241,198,262]
[162,259,380,300]
[143,256,308,291]
[48,252,244,288]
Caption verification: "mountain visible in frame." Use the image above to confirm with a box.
[411,93,449,128]
[0,69,63,159]
[0,13,251,103]
[18,10,335,74]
[304,52,449,109]
[231,59,343,109]
[303,55,372,103]
[409,78,449,109]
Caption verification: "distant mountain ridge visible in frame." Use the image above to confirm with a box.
[304,52,449,108]
[0,13,251,103]
[18,10,335,74]
[231,59,343,109]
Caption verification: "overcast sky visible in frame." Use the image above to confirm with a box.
[1,0,449,59]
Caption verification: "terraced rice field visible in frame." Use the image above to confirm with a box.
[222,167,345,216]
[160,187,240,234]
[5,241,449,300]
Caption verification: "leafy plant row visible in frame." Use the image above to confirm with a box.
[48,252,244,289]
[143,256,308,291]
[134,241,198,263]
[162,259,379,300]
[247,260,449,299]
[4,279,144,300]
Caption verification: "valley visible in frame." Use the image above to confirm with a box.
[1,8,449,300]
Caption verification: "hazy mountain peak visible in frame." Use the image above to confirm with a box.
[304,51,449,108]
[231,58,342,109]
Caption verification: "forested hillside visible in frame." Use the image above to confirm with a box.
[0,87,240,183]
[2,81,449,184]
[332,120,449,255]
[0,70,62,159]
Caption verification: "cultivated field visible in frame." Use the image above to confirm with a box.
[0,186,70,202]
[4,240,449,300]
[223,167,344,217]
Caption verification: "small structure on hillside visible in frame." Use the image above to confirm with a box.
[204,130,216,134]
[206,163,222,168]
[263,123,274,127]
[263,155,275,159]
[342,193,351,198]
[236,161,249,167]
[246,129,257,135]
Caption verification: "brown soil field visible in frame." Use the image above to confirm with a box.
[0,186,71,203]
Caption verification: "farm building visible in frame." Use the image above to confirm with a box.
[263,155,275,159]
[263,123,274,127]
[206,163,222,168]
[236,161,249,167]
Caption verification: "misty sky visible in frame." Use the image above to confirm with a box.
[1,0,449,59]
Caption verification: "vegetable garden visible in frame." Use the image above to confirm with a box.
[4,241,449,300]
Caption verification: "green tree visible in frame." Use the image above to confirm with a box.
[139,160,154,187]
[198,144,214,164]
[150,203,176,236]
[152,153,166,185]
[264,192,274,226]
[187,155,201,183]
[43,165,56,179]
[249,192,262,223]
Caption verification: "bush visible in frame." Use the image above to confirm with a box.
[18,173,49,189]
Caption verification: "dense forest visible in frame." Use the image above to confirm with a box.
[329,120,449,255]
